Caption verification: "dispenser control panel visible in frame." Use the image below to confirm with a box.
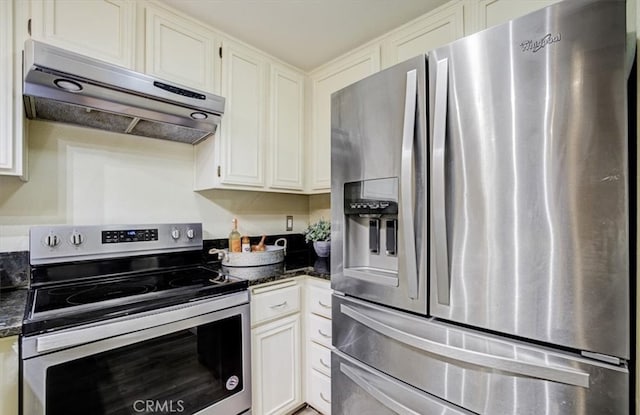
[343,178,398,215]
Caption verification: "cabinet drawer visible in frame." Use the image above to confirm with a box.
[308,369,331,414]
[251,282,300,326]
[308,313,332,348]
[308,285,332,319]
[309,341,331,377]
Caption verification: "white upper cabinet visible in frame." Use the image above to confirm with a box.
[194,41,306,193]
[308,45,380,192]
[218,40,268,188]
[30,0,136,68]
[0,0,16,175]
[381,1,465,68]
[475,0,561,31]
[1,0,28,179]
[144,3,221,93]
[269,63,305,191]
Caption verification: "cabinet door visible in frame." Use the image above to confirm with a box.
[381,1,464,68]
[269,63,305,191]
[476,0,561,30]
[0,0,15,174]
[252,314,302,415]
[0,336,19,415]
[309,46,380,192]
[219,41,268,187]
[30,0,135,68]
[1,0,27,178]
[145,4,221,93]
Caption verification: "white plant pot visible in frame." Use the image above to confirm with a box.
[313,241,331,258]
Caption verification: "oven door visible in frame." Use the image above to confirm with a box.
[22,292,251,415]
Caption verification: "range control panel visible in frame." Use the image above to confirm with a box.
[30,223,202,265]
[102,228,159,244]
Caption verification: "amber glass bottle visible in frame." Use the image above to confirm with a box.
[228,218,241,253]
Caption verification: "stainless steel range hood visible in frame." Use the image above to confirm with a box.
[23,40,225,144]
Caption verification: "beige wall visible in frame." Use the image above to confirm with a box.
[309,193,330,223]
[0,121,312,251]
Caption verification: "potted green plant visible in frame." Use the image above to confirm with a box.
[303,218,331,257]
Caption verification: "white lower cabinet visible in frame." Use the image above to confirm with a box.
[305,278,332,415]
[252,314,302,415]
[308,369,332,415]
[250,276,332,415]
[0,336,19,415]
[251,280,303,415]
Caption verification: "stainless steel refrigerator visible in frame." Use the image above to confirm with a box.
[330,0,633,414]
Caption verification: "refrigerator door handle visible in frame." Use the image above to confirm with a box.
[340,303,590,388]
[340,362,422,415]
[432,58,451,305]
[400,69,419,300]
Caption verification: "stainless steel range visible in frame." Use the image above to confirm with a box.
[21,223,251,415]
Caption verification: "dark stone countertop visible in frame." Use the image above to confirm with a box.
[0,265,329,338]
[0,289,27,338]
[212,255,331,287]
[245,266,330,287]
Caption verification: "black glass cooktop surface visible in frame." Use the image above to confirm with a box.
[32,266,230,313]
[23,264,248,336]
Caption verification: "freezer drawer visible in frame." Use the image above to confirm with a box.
[332,350,474,415]
[332,294,629,415]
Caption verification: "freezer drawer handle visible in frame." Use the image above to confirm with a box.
[340,303,590,388]
[341,362,421,415]
[432,57,451,306]
[400,69,419,300]
[319,358,330,369]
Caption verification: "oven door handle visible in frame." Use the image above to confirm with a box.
[28,291,249,356]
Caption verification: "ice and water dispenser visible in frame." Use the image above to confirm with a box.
[342,177,399,286]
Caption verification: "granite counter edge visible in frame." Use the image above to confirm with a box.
[0,289,27,338]
[248,268,330,286]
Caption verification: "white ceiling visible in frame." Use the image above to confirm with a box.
[162,0,450,71]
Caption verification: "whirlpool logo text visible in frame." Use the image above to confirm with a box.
[520,33,562,53]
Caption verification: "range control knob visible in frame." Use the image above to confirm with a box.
[171,228,181,240]
[186,228,195,239]
[70,232,84,246]
[45,233,60,248]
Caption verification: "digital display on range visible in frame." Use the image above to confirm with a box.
[102,229,158,244]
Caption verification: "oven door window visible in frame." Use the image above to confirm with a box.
[45,315,243,415]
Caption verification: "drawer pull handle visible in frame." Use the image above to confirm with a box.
[320,392,331,404]
[318,300,331,309]
[270,301,288,309]
[318,329,331,338]
[320,358,330,369]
